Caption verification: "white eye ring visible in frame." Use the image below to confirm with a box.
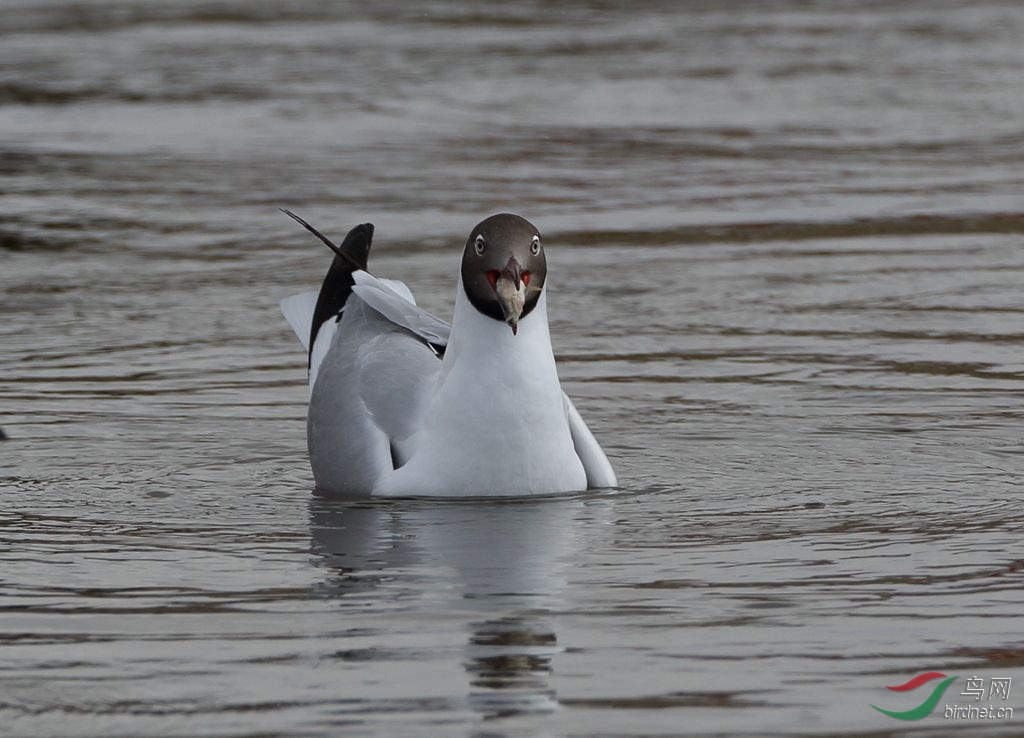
[530,235,541,255]
[474,235,486,255]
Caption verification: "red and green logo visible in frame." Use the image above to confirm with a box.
[871,672,958,720]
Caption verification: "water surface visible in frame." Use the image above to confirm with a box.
[2,1,1023,736]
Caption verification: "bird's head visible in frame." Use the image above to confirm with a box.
[460,213,547,335]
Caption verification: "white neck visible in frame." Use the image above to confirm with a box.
[440,276,557,385]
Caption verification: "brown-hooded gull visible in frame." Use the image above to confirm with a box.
[280,212,616,497]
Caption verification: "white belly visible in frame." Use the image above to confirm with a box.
[374,390,587,497]
[373,290,586,497]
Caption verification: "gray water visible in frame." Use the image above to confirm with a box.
[2,1,1024,736]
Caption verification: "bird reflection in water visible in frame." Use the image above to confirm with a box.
[308,495,580,718]
[308,502,417,599]
[466,616,559,717]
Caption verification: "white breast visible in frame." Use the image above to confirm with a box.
[374,285,587,497]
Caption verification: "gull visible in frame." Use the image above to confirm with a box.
[280,211,616,497]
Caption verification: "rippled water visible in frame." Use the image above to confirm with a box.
[3,1,1024,736]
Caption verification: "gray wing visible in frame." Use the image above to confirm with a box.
[306,294,441,493]
[333,282,443,457]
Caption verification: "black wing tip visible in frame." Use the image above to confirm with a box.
[337,222,374,271]
[281,208,374,271]
[293,213,376,367]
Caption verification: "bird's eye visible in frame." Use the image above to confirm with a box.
[530,235,541,255]
[474,235,486,255]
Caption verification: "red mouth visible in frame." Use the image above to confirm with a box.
[486,269,531,291]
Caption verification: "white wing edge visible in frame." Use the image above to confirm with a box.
[279,277,408,349]
[352,270,415,303]
[374,276,416,305]
[279,290,335,392]
[563,393,618,488]
[351,270,451,346]
[279,291,319,350]
[308,319,337,393]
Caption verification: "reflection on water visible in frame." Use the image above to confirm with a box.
[466,618,558,718]
[2,0,1024,735]
[309,504,417,599]
[309,499,574,719]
